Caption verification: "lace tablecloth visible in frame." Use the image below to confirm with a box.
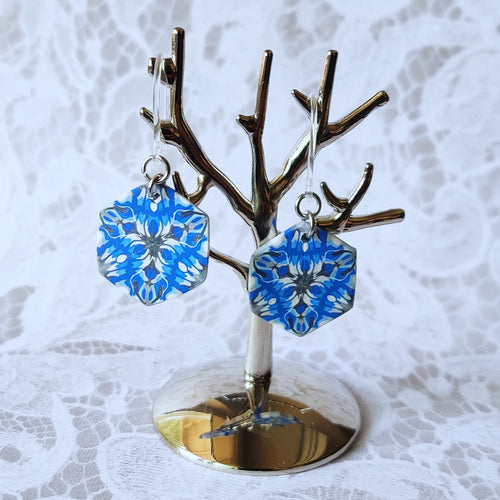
[1,1,499,498]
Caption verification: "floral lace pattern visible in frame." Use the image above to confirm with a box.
[249,222,356,336]
[97,185,209,305]
[0,0,499,498]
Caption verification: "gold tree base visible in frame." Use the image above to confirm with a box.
[153,359,360,474]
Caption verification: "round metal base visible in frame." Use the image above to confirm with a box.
[153,359,360,474]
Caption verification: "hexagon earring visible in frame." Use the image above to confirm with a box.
[96,54,209,305]
[248,200,356,336]
[248,96,356,336]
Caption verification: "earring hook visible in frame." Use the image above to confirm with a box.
[152,53,165,157]
[142,53,171,199]
[305,94,318,199]
[295,94,321,233]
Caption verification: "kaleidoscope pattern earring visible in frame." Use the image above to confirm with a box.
[248,203,356,336]
[248,97,356,336]
[97,55,209,305]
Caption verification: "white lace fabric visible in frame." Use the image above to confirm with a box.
[1,1,499,498]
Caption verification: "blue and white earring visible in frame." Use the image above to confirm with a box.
[248,97,356,336]
[97,55,209,305]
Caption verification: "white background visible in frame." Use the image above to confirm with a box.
[0,0,499,498]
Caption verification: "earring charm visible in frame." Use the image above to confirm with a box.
[248,95,357,335]
[96,55,210,305]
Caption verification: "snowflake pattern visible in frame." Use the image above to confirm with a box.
[97,185,209,305]
[248,221,356,336]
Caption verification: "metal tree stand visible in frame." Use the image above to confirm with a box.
[147,28,404,473]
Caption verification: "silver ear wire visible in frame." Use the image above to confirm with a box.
[295,94,321,234]
[152,53,165,157]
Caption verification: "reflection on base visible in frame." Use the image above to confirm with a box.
[155,392,356,472]
[153,359,360,474]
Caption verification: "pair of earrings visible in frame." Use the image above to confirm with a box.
[96,171,355,334]
[97,59,356,336]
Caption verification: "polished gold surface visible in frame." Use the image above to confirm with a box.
[155,392,356,473]
[153,359,361,474]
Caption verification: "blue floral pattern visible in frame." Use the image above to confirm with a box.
[97,185,209,305]
[248,221,356,336]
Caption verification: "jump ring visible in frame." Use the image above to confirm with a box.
[295,192,322,220]
[141,155,170,184]
[307,211,316,232]
[147,173,164,200]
